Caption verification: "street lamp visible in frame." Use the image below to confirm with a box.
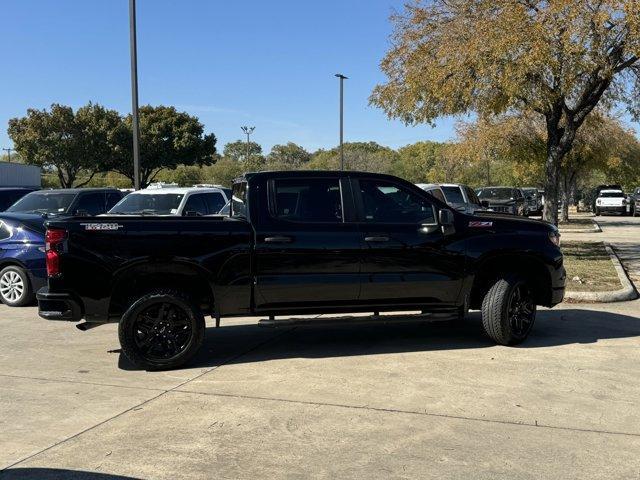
[1,147,14,163]
[241,126,255,164]
[335,73,347,170]
[129,0,141,190]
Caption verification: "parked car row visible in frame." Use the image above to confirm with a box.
[0,184,232,307]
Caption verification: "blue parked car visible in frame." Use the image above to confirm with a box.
[0,188,124,306]
[0,214,47,306]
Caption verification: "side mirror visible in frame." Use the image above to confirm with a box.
[439,209,454,226]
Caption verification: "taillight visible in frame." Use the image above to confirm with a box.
[45,228,67,277]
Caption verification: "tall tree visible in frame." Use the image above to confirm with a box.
[308,142,398,173]
[394,141,448,182]
[267,142,311,169]
[8,103,121,187]
[111,106,216,188]
[371,0,640,224]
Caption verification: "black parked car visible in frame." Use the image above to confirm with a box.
[476,187,526,215]
[6,188,124,217]
[0,187,39,211]
[38,171,565,370]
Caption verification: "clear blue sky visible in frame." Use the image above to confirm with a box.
[0,0,459,154]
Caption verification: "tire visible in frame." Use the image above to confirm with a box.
[481,274,536,346]
[633,205,638,217]
[0,266,34,307]
[594,208,600,216]
[118,290,205,371]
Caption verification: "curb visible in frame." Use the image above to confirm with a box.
[559,220,602,234]
[564,244,638,303]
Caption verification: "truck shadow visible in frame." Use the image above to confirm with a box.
[116,306,640,371]
[0,468,141,479]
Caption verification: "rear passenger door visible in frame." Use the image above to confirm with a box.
[253,176,361,311]
[354,178,465,308]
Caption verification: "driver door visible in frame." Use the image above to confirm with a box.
[354,178,465,308]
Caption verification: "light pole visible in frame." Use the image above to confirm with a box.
[241,126,255,163]
[335,73,347,170]
[129,0,141,190]
[1,147,14,162]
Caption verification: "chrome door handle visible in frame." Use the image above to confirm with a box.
[364,236,389,242]
[264,236,292,243]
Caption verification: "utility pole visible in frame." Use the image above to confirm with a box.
[2,148,14,162]
[241,126,255,164]
[129,0,141,190]
[335,73,347,170]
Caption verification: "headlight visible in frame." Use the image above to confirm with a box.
[596,199,601,205]
[549,230,561,247]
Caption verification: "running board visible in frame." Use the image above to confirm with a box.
[258,312,458,328]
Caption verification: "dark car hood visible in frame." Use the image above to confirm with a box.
[0,212,48,233]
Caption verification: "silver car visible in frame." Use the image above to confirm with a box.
[417,183,487,214]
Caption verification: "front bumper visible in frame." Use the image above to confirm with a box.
[597,205,626,213]
[37,288,83,322]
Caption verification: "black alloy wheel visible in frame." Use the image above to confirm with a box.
[119,290,205,370]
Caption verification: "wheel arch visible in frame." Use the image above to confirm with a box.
[108,260,216,320]
[469,253,553,309]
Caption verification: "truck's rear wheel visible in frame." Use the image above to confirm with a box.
[119,290,205,371]
[481,274,536,345]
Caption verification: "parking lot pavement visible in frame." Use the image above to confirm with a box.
[2,298,640,479]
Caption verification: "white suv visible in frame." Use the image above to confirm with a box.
[595,189,630,216]
[106,186,230,216]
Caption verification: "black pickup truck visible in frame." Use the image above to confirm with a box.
[37,171,565,370]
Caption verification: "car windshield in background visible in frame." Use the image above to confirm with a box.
[109,193,184,215]
[6,192,76,215]
[478,188,515,200]
[600,191,625,198]
[441,186,465,204]
[522,188,538,197]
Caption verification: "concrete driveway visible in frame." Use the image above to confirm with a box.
[2,295,640,479]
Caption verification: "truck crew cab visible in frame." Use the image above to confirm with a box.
[37,171,566,370]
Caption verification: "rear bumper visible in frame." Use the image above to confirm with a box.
[37,288,83,322]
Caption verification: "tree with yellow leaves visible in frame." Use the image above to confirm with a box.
[371,0,640,224]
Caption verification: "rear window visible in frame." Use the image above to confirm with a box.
[271,178,342,223]
[441,186,465,204]
[0,221,11,241]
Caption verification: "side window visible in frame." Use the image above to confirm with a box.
[359,179,435,224]
[74,193,105,215]
[231,182,248,218]
[428,188,446,203]
[465,186,481,205]
[106,192,122,210]
[203,192,226,214]
[272,178,342,223]
[0,222,11,241]
[183,194,208,216]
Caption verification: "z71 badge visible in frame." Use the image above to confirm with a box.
[80,223,123,231]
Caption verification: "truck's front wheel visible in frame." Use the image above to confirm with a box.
[481,274,536,345]
[119,290,205,371]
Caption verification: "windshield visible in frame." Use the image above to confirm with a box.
[522,188,538,197]
[600,191,625,198]
[7,192,76,215]
[477,188,515,200]
[441,186,465,204]
[108,193,185,215]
